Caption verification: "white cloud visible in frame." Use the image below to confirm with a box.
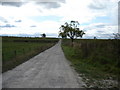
[0,2,42,17]
[83,23,118,39]
[39,0,95,23]
[0,20,60,36]
[0,0,119,38]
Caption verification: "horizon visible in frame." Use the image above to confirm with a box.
[0,0,119,39]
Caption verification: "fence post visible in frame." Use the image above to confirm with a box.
[23,48,25,53]
[2,53,4,61]
[14,50,17,56]
[29,47,31,51]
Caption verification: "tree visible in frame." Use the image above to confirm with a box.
[94,37,97,39]
[58,25,67,39]
[113,33,120,39]
[41,33,46,38]
[58,31,67,39]
[59,20,85,43]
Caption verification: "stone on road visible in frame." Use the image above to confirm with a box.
[2,40,85,88]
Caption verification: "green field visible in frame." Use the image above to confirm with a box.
[62,39,119,88]
[2,36,58,72]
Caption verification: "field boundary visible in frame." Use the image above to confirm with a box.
[2,37,58,73]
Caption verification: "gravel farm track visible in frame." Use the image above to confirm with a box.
[2,40,85,88]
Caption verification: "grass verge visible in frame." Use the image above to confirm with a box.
[62,39,119,88]
[2,36,58,72]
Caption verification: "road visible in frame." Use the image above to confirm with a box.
[2,40,85,88]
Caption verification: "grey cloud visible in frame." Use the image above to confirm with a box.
[0,16,8,23]
[0,24,16,28]
[88,0,107,10]
[83,33,114,39]
[33,0,65,3]
[97,33,114,39]
[97,30,104,33]
[88,4,106,10]
[1,2,24,7]
[15,20,22,22]
[37,2,60,9]
[36,0,65,9]
[30,25,36,27]
[47,33,58,36]
[0,0,65,8]
[18,33,40,37]
[95,24,105,28]
[83,35,95,39]
[58,0,65,3]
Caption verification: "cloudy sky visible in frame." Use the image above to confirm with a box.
[0,0,119,39]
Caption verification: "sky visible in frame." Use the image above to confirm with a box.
[0,0,119,39]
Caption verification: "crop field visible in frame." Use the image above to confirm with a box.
[62,39,120,88]
[2,36,58,72]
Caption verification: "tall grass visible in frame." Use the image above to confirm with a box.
[62,39,119,87]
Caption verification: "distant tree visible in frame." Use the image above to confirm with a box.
[113,33,120,39]
[41,33,46,38]
[94,37,97,39]
[59,20,85,45]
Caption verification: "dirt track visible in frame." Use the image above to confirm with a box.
[2,40,85,88]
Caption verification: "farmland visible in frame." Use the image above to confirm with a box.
[2,36,58,72]
[62,39,120,88]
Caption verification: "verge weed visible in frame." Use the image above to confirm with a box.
[62,39,119,88]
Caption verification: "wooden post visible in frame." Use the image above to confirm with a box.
[2,53,4,61]
[14,50,17,56]
[23,48,25,53]
[29,47,31,51]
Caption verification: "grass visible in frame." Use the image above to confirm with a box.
[62,39,119,88]
[2,36,58,72]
